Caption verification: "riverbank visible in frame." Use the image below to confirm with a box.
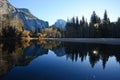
[46,38,120,45]
[0,38,120,45]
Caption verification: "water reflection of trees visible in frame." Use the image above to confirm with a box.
[0,41,120,77]
[0,41,48,77]
[0,40,61,77]
[63,42,120,69]
[37,40,61,50]
[0,41,22,77]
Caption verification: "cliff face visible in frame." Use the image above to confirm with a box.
[14,8,49,32]
[0,0,16,14]
[0,0,49,32]
[53,19,66,31]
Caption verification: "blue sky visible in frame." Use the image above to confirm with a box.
[9,0,120,25]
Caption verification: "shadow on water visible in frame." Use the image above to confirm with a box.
[0,40,120,79]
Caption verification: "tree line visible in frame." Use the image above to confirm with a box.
[64,10,120,38]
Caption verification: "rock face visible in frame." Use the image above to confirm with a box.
[14,8,49,32]
[0,0,16,14]
[53,19,66,31]
[0,0,49,32]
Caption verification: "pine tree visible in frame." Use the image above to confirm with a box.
[103,10,110,24]
[90,11,97,24]
[71,17,75,24]
[116,17,120,37]
[101,10,111,37]
[76,16,79,26]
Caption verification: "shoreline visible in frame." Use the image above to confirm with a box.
[46,38,120,45]
[0,38,120,45]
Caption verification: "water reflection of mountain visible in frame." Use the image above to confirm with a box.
[18,44,48,66]
[0,41,120,78]
[51,42,120,69]
[0,41,48,77]
[53,46,66,57]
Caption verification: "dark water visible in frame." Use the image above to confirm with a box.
[0,40,120,80]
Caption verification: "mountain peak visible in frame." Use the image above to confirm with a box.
[0,0,7,3]
[0,0,49,32]
[53,19,66,30]
[0,0,16,15]
[18,8,30,12]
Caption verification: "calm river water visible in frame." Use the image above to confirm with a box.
[0,40,120,80]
